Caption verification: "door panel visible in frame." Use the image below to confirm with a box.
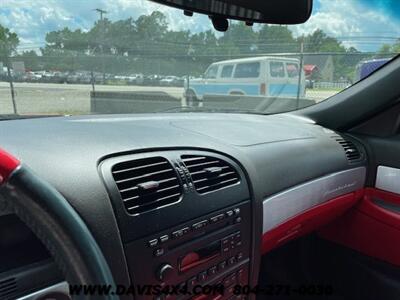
[319,188,400,266]
[319,135,400,267]
[359,188,400,230]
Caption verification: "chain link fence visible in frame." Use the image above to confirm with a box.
[0,51,396,115]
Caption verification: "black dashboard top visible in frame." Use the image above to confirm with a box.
[0,113,356,197]
[0,112,366,293]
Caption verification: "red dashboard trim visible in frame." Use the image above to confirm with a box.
[0,148,20,184]
[262,190,363,254]
[261,185,400,266]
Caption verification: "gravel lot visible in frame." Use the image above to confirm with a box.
[0,81,337,115]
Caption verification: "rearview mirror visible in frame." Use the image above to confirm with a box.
[150,0,312,29]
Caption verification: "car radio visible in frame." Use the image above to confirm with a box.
[124,201,251,300]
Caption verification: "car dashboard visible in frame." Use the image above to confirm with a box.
[0,113,367,299]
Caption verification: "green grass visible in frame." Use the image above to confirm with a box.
[310,87,345,92]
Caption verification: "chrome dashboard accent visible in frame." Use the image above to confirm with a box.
[17,282,69,300]
[262,167,366,234]
[376,165,400,195]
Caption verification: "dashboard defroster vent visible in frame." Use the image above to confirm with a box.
[332,135,362,163]
[112,157,182,215]
[181,155,240,194]
[0,278,17,299]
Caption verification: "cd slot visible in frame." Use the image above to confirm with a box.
[179,240,221,273]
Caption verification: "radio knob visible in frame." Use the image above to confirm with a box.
[156,263,174,282]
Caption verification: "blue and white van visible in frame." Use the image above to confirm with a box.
[185,56,306,102]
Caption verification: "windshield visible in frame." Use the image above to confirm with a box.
[0,0,399,116]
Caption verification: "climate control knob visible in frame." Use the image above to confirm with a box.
[156,263,174,282]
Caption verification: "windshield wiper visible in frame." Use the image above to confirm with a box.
[0,114,64,121]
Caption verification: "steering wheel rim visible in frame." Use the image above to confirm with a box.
[0,149,118,299]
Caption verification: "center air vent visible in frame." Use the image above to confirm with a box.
[332,135,362,162]
[181,155,240,194]
[111,157,182,215]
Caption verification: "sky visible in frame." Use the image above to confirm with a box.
[1,0,400,52]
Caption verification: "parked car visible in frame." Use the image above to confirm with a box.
[159,75,180,86]
[306,78,315,89]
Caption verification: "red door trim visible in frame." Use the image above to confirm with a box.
[318,187,400,266]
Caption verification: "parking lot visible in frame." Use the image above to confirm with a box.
[0,82,338,115]
[0,82,184,115]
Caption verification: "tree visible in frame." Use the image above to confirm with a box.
[0,23,19,61]
[0,24,19,113]
[18,50,39,71]
[258,25,296,53]
[37,12,370,79]
[136,11,168,42]
[105,18,138,56]
[41,27,91,71]
[379,40,400,55]
[219,22,257,55]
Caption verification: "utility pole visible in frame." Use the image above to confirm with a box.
[94,8,107,20]
[94,8,107,84]
[6,59,17,114]
[296,36,304,109]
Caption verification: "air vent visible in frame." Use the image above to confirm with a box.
[0,278,17,299]
[333,135,362,162]
[181,155,240,194]
[112,157,182,215]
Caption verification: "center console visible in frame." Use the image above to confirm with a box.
[101,150,252,300]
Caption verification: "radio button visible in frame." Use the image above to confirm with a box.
[198,271,207,282]
[178,282,187,290]
[236,252,243,261]
[148,239,158,247]
[208,266,218,276]
[228,256,236,265]
[160,235,169,243]
[234,231,241,240]
[229,273,237,283]
[154,248,165,257]
[172,230,183,238]
[210,214,225,223]
[227,285,236,296]
[217,262,226,272]
[188,276,197,287]
[226,210,234,217]
[223,276,234,288]
[192,220,207,230]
